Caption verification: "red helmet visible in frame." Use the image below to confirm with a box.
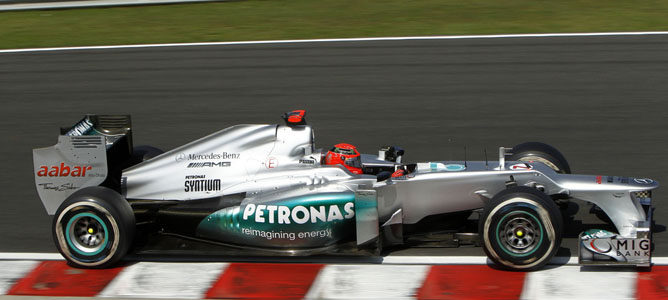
[324,143,363,174]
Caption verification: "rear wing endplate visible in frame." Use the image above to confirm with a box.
[33,136,108,214]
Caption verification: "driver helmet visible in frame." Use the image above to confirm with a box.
[324,143,363,174]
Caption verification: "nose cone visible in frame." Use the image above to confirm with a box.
[631,178,659,190]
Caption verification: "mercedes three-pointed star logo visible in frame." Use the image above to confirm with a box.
[634,178,654,184]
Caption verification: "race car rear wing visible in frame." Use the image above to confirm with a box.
[33,115,133,214]
[60,115,133,152]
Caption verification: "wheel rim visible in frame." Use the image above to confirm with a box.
[65,212,109,256]
[496,211,543,256]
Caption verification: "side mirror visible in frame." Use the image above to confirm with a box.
[379,146,405,163]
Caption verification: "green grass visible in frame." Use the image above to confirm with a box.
[1,0,667,49]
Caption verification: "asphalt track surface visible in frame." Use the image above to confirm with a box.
[1,35,667,260]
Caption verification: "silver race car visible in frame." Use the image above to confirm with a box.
[33,110,658,270]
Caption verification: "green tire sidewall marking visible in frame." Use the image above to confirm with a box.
[495,209,544,257]
[65,212,109,256]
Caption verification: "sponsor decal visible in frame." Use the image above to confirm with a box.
[581,229,616,239]
[299,159,316,165]
[587,238,650,257]
[36,163,92,177]
[615,239,651,257]
[197,192,356,246]
[509,163,532,170]
[187,161,231,168]
[240,228,333,240]
[444,164,466,171]
[184,175,221,192]
[589,239,613,253]
[37,182,78,191]
[266,157,278,169]
[582,229,651,263]
[241,228,298,240]
[176,152,240,162]
[634,178,654,184]
[426,162,465,172]
[242,203,355,224]
[65,117,94,136]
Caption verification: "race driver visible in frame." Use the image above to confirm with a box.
[323,143,363,174]
[323,143,407,178]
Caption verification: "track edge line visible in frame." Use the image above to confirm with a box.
[1,31,668,54]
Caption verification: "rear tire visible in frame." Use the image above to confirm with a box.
[509,142,571,174]
[480,186,563,271]
[52,186,135,268]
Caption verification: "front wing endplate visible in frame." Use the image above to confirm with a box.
[578,229,651,266]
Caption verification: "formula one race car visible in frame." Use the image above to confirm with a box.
[33,110,658,270]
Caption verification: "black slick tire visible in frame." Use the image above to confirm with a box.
[480,186,563,271]
[509,142,571,174]
[52,186,135,268]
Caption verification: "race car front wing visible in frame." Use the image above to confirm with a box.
[579,191,653,266]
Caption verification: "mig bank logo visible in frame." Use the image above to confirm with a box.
[585,238,650,258]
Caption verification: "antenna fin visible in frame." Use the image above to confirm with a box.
[484,148,488,169]
[464,146,467,168]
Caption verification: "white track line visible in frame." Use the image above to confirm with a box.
[381,255,490,265]
[650,257,668,265]
[0,253,63,260]
[1,31,667,54]
[0,0,222,12]
[382,256,580,265]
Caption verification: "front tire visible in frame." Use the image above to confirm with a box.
[509,142,571,174]
[480,186,563,271]
[53,186,135,268]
